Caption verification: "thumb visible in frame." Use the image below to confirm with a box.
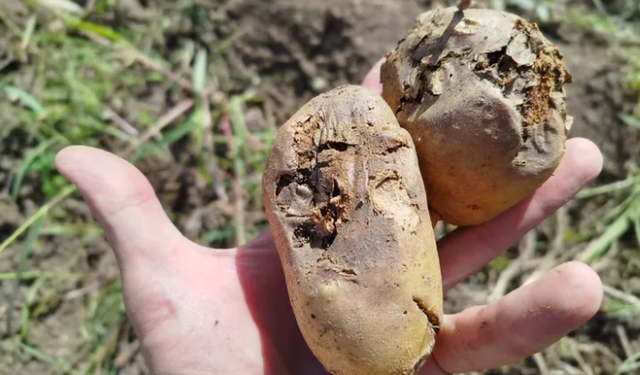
[55,146,188,335]
[55,146,184,271]
[362,58,385,94]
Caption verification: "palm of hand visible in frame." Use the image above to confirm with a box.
[55,65,604,375]
[120,231,326,375]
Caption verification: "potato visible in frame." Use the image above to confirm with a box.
[381,7,572,226]
[262,85,443,375]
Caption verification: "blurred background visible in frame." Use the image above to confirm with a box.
[0,0,639,374]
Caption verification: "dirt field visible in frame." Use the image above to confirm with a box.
[1,0,640,374]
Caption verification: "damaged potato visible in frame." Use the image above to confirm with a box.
[261,6,573,374]
[262,85,443,375]
[381,6,572,226]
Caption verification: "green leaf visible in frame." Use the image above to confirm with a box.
[3,85,45,116]
[577,176,637,198]
[21,277,46,338]
[11,136,62,200]
[617,350,640,374]
[618,361,640,374]
[66,77,102,113]
[581,213,631,263]
[161,115,200,145]
[65,19,125,42]
[7,218,44,336]
[228,96,249,151]
[41,224,104,236]
[536,5,551,23]
[633,199,640,255]
[16,341,73,374]
[192,48,208,93]
[37,0,84,14]
[635,216,640,257]
[129,116,199,163]
[489,255,511,272]
[509,0,536,11]
[590,0,609,15]
[0,185,77,256]
[619,113,640,131]
[128,144,160,164]
[0,271,82,281]
[21,14,37,48]
[19,342,56,363]
[200,228,234,246]
[599,189,640,225]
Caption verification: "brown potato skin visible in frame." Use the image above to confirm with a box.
[262,85,442,375]
[381,7,572,226]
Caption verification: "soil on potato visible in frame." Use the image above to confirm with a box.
[1,0,639,374]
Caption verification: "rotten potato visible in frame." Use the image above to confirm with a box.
[381,6,572,226]
[262,85,443,375]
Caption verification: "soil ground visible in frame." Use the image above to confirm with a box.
[1,0,640,374]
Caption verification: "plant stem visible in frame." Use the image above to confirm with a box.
[0,185,77,256]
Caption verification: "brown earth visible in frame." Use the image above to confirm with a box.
[1,0,639,374]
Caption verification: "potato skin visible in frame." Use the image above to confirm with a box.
[381,7,572,226]
[262,85,442,375]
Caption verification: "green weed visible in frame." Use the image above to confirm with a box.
[575,164,640,263]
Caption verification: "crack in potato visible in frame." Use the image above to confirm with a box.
[281,113,349,249]
[399,14,569,145]
[412,296,441,334]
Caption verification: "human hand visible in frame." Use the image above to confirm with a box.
[54,61,604,375]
